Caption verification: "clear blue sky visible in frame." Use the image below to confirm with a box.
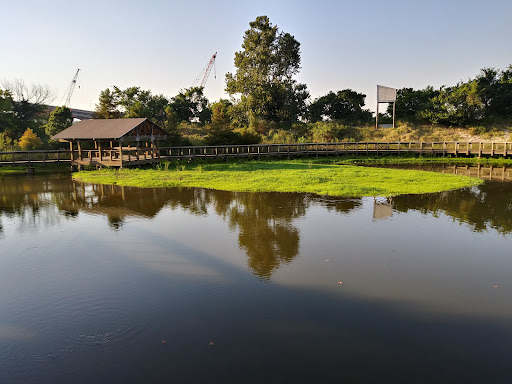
[2,0,511,112]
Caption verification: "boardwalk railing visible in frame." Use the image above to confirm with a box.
[0,150,71,165]
[160,141,512,161]
[1,141,511,167]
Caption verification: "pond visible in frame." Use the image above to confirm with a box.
[1,173,511,383]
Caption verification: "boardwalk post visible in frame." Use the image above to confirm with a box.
[478,142,482,158]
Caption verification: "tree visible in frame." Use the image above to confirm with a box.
[0,89,16,139]
[388,86,439,122]
[476,66,512,118]
[94,88,122,119]
[18,128,42,150]
[308,89,372,124]
[1,79,54,139]
[116,86,169,126]
[210,99,232,129]
[43,106,73,139]
[169,87,211,124]
[225,16,309,127]
[424,81,484,126]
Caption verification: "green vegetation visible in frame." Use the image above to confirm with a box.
[73,159,482,198]
[225,16,309,128]
[0,163,70,175]
[315,155,512,166]
[43,106,73,140]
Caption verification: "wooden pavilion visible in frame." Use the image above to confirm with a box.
[52,118,167,169]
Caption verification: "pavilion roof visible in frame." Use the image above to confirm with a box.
[52,118,167,141]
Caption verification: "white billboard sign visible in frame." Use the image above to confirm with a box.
[377,85,397,103]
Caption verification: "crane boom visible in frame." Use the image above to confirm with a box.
[192,53,217,89]
[200,52,217,88]
[64,69,80,107]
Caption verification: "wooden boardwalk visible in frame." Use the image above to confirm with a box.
[1,141,511,168]
[160,141,512,161]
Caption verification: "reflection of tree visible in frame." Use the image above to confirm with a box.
[57,182,175,227]
[162,189,308,279]
[0,174,74,232]
[393,182,512,234]
[312,196,362,214]
[226,193,306,280]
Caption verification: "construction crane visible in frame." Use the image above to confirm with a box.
[192,52,217,88]
[62,68,81,107]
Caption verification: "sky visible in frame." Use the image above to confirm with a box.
[1,0,511,112]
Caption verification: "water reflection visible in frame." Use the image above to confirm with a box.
[393,182,512,234]
[373,197,393,220]
[2,173,512,383]
[1,174,512,280]
[0,174,74,232]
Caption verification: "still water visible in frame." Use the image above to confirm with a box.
[1,173,511,383]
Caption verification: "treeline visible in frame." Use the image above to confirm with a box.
[390,67,512,127]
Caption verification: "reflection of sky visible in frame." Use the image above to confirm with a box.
[274,199,512,320]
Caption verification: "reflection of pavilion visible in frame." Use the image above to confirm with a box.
[58,181,172,221]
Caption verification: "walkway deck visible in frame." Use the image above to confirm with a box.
[1,141,511,168]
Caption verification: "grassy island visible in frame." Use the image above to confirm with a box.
[73,159,483,197]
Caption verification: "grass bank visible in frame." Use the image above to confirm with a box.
[0,163,71,175]
[315,155,512,166]
[73,159,483,198]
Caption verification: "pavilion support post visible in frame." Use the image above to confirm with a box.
[69,141,74,161]
[119,140,123,168]
[99,141,103,161]
[78,141,83,161]
[136,140,140,161]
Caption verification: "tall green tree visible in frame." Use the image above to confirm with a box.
[43,106,73,139]
[225,16,309,128]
